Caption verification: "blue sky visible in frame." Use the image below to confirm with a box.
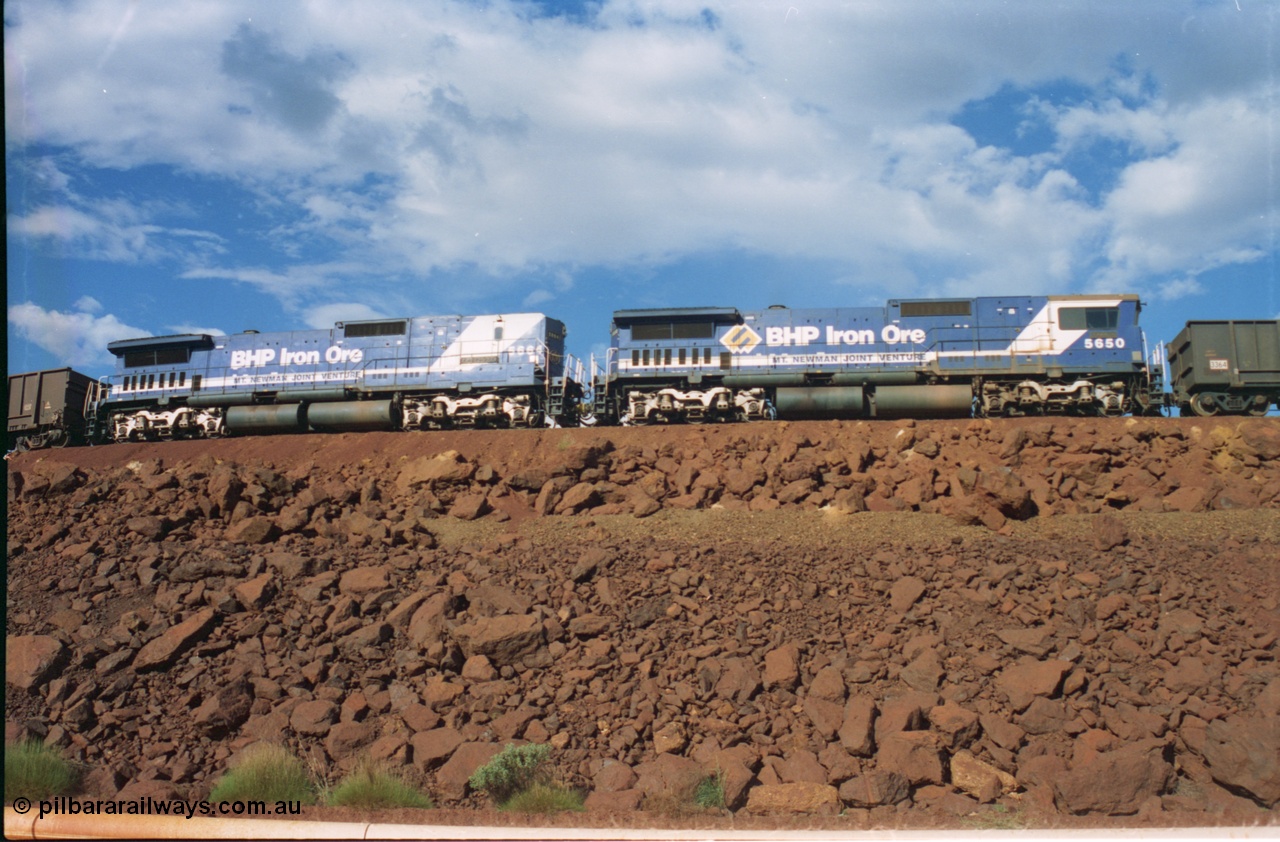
[6,0,1278,379]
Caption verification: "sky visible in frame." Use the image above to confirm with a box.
[6,0,1278,382]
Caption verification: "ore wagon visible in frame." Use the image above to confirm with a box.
[1166,320,1280,416]
[7,368,100,451]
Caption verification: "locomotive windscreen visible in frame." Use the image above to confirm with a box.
[1059,307,1120,330]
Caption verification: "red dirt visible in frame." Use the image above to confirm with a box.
[6,417,1279,830]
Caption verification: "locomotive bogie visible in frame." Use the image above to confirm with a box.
[622,386,774,425]
[109,405,225,442]
[979,378,1130,417]
[1183,391,1276,418]
[402,392,543,429]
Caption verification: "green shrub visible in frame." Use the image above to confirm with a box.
[5,741,77,801]
[208,743,317,805]
[693,771,726,810]
[962,803,1027,830]
[644,768,727,817]
[468,743,551,805]
[326,757,433,810]
[501,782,585,814]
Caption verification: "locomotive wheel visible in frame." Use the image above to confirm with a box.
[1247,401,1271,417]
[1189,393,1220,417]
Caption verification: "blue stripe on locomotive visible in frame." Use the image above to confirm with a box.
[104,313,564,405]
[611,295,1144,379]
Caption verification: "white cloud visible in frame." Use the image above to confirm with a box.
[302,302,389,329]
[8,301,147,368]
[1096,92,1273,289]
[73,295,103,313]
[4,0,1275,312]
[1151,277,1204,302]
[521,289,554,309]
[180,263,361,306]
[165,324,227,336]
[7,159,226,265]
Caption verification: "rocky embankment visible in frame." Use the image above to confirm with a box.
[5,417,1280,827]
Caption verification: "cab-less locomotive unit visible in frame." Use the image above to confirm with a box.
[7,296,1279,450]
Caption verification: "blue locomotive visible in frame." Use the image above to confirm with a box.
[11,295,1277,452]
[595,295,1161,423]
[91,313,584,442]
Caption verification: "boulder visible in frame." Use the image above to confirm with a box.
[763,644,800,689]
[225,516,278,545]
[1053,741,1174,815]
[653,722,687,755]
[593,761,638,793]
[839,695,877,756]
[745,782,839,815]
[450,613,544,667]
[900,649,944,692]
[410,727,464,769]
[1092,515,1128,551]
[1237,420,1280,460]
[325,721,376,763]
[233,573,276,610]
[264,552,319,580]
[888,576,927,614]
[838,771,910,807]
[554,482,600,514]
[996,659,1072,712]
[876,731,945,786]
[803,696,845,741]
[1017,697,1068,736]
[634,753,706,801]
[714,657,761,704]
[927,702,981,749]
[808,666,847,702]
[339,566,391,596]
[1201,716,1280,807]
[290,700,339,737]
[191,677,252,737]
[396,451,474,489]
[5,635,68,691]
[436,742,504,801]
[133,609,219,672]
[126,516,169,541]
[449,493,490,521]
[407,593,457,649]
[775,750,827,785]
[950,750,1017,803]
